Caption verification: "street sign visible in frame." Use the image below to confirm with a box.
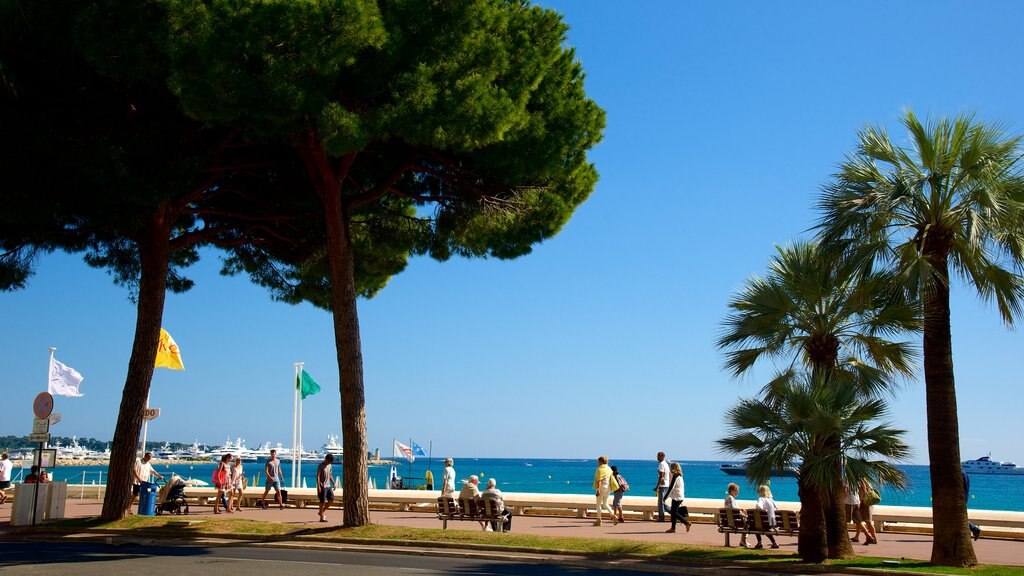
[48,413,61,425]
[33,392,54,419]
[28,432,50,443]
[142,407,161,421]
[32,418,50,434]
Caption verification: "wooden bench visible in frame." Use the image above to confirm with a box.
[717,508,799,539]
[436,497,508,531]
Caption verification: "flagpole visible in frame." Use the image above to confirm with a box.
[408,437,413,486]
[140,391,151,455]
[296,362,304,488]
[292,363,301,488]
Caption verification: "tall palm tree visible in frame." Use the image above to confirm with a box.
[718,370,910,563]
[816,111,1024,566]
[718,240,917,559]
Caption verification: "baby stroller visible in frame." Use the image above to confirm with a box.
[156,474,189,515]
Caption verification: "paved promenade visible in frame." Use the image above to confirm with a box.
[3,499,1023,567]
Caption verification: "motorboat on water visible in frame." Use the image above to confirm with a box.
[170,440,208,460]
[962,454,1024,475]
[154,442,177,460]
[720,463,799,478]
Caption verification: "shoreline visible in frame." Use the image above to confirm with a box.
[12,457,401,467]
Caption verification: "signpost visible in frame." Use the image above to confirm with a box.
[142,407,161,421]
[48,413,62,425]
[29,392,55,527]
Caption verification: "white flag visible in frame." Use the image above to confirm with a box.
[49,357,85,397]
[393,439,414,463]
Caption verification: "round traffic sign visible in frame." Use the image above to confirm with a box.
[33,392,54,419]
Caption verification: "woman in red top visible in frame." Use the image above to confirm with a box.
[213,454,231,514]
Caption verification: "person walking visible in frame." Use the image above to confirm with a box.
[212,454,231,514]
[316,453,335,522]
[662,462,690,533]
[0,453,12,505]
[592,456,619,526]
[963,471,981,540]
[229,456,245,512]
[723,482,750,548]
[858,478,879,545]
[130,452,164,514]
[260,449,284,510]
[845,481,868,543]
[611,465,629,523]
[753,485,779,549]
[654,452,670,522]
[441,458,456,498]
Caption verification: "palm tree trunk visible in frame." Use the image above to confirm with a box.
[100,212,170,520]
[321,178,370,527]
[825,484,854,559]
[923,255,976,566]
[797,476,828,562]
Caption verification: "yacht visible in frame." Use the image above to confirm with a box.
[154,442,177,460]
[171,440,208,460]
[207,437,258,462]
[962,454,1024,475]
[277,443,320,462]
[54,437,95,460]
[321,434,344,458]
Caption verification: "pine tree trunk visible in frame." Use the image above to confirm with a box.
[100,212,170,520]
[796,476,828,562]
[321,184,370,527]
[923,253,976,566]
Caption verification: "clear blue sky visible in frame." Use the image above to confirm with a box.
[2,1,1022,464]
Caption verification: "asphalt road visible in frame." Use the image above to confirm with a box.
[0,542,678,575]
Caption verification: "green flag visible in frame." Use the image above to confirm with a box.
[298,369,320,400]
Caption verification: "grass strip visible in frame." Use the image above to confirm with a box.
[34,517,1024,576]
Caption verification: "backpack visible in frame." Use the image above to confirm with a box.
[616,474,630,493]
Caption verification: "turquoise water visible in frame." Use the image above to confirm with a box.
[28,458,1024,512]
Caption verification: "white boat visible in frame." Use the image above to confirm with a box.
[54,437,96,460]
[321,434,344,458]
[171,440,208,460]
[962,454,1024,475]
[154,442,177,460]
[208,437,258,462]
[277,443,319,462]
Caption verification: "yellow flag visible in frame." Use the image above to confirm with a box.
[155,328,185,370]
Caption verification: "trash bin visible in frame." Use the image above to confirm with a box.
[138,481,158,516]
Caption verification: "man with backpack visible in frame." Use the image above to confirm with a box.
[611,465,629,523]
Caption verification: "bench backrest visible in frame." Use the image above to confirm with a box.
[461,497,482,517]
[437,496,459,516]
[746,508,772,531]
[481,498,503,518]
[717,507,744,529]
[776,509,799,532]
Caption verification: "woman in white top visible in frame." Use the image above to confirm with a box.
[229,457,245,512]
[662,462,691,533]
[753,485,778,548]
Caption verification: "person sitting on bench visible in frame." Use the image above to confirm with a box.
[480,478,512,533]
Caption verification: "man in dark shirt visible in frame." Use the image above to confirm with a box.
[962,471,981,540]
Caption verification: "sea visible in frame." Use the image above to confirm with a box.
[23,458,1024,512]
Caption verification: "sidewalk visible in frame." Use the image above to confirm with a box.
[3,499,1023,567]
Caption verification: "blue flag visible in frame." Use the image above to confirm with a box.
[412,441,427,456]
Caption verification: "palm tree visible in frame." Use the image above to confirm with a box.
[718,370,910,563]
[816,111,1024,566]
[718,240,917,559]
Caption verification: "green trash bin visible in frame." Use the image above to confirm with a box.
[138,481,158,516]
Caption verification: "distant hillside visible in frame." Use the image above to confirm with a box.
[0,436,192,453]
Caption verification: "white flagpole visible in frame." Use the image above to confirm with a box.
[295,362,304,488]
[140,391,151,455]
[292,363,300,488]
